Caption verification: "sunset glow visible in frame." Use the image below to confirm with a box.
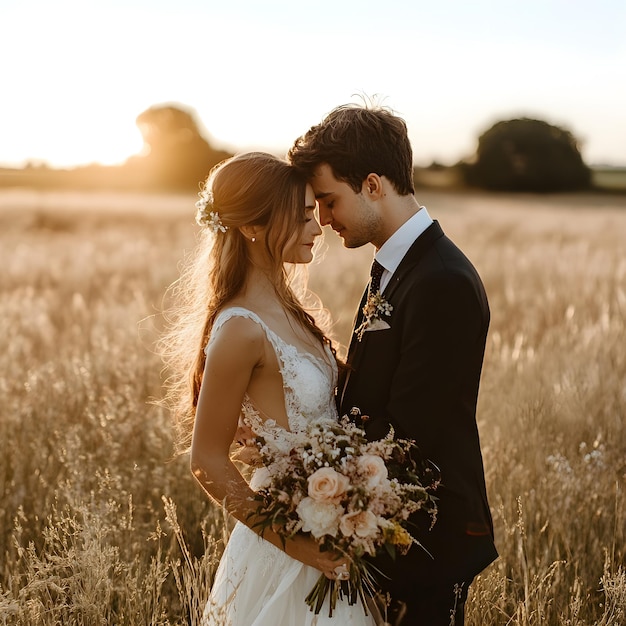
[2,0,625,168]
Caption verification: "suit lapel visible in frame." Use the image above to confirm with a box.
[339,285,369,408]
[381,221,444,302]
[347,285,369,353]
[340,221,445,409]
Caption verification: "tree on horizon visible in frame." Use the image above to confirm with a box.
[464,118,591,192]
[127,104,232,190]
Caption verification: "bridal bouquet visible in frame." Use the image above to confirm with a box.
[248,409,439,616]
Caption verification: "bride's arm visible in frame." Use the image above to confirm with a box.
[190,317,345,577]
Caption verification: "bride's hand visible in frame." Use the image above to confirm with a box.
[285,534,349,579]
[231,423,262,467]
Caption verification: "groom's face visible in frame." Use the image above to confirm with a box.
[310,164,381,249]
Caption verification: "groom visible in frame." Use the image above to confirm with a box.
[289,104,498,625]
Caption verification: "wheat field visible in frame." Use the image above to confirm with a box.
[0,188,624,625]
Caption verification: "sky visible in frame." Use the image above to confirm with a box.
[1,0,625,169]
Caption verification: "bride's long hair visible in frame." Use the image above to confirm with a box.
[160,152,336,452]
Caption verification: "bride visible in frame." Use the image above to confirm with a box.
[162,152,377,625]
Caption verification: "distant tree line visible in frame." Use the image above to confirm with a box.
[128,108,590,192]
[0,104,594,193]
[0,104,233,192]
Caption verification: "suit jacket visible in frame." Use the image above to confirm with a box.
[339,221,498,591]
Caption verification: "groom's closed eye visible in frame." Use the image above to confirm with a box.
[318,197,335,210]
[315,191,333,202]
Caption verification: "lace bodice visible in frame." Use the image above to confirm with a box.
[206,307,338,449]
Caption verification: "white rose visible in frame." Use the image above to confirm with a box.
[297,497,343,538]
[339,510,379,539]
[357,454,388,489]
[307,467,351,503]
[250,466,271,490]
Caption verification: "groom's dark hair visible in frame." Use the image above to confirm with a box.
[288,103,415,195]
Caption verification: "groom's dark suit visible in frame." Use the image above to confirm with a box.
[339,221,498,622]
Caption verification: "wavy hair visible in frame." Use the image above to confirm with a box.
[288,103,415,195]
[159,152,337,452]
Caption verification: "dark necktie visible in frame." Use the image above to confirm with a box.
[369,259,385,295]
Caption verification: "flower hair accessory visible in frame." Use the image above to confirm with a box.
[195,188,228,233]
[355,292,393,341]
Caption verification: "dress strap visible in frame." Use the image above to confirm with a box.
[205,307,283,356]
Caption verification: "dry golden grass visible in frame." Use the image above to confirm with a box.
[0,188,624,625]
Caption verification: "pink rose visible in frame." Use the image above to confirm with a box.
[307,467,350,503]
[339,510,379,539]
[296,497,343,538]
[357,454,388,488]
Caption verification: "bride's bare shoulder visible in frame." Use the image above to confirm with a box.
[208,311,267,357]
[214,312,263,337]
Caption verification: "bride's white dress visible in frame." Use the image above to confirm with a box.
[202,307,376,626]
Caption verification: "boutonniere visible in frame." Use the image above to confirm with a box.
[355,292,393,341]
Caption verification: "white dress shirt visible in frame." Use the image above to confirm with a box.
[375,207,433,292]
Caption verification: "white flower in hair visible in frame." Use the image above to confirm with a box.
[195,188,228,233]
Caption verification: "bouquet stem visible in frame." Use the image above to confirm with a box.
[304,562,374,617]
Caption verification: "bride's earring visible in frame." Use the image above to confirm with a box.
[251,237,256,243]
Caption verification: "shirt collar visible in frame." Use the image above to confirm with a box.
[375,207,433,275]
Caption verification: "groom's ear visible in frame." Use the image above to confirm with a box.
[363,173,383,199]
